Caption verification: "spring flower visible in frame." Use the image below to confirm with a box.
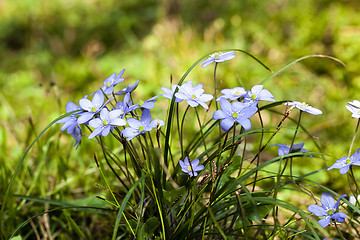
[199,51,236,68]
[273,143,311,158]
[88,108,126,139]
[179,157,204,177]
[161,84,183,102]
[243,85,275,104]
[346,100,360,118]
[307,192,347,228]
[327,149,360,174]
[213,98,258,131]
[284,101,322,115]
[115,79,140,95]
[121,109,165,141]
[72,126,82,149]
[116,93,138,118]
[175,81,213,109]
[101,70,125,95]
[56,102,83,134]
[78,90,108,124]
[216,87,246,101]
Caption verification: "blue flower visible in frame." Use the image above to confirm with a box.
[273,143,312,158]
[161,84,183,102]
[133,95,162,110]
[71,126,82,149]
[115,93,138,118]
[243,85,275,104]
[284,101,322,115]
[216,87,246,101]
[213,98,258,131]
[56,102,83,134]
[307,192,347,228]
[88,108,126,139]
[175,81,213,109]
[78,90,108,124]
[121,109,165,141]
[327,149,360,174]
[101,70,125,95]
[115,79,140,95]
[199,51,236,68]
[179,157,204,177]
[346,100,360,118]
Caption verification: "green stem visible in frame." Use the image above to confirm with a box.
[348,118,360,157]
[195,107,209,157]
[252,107,264,192]
[213,62,219,110]
[279,111,302,180]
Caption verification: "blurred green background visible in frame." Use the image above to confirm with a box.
[1,0,360,238]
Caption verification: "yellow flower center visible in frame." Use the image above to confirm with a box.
[232,112,238,118]
[102,120,108,126]
[106,82,112,87]
[191,94,197,100]
[91,107,97,112]
[213,52,221,59]
[139,126,145,132]
[327,209,334,215]
[300,102,308,109]
[187,166,192,172]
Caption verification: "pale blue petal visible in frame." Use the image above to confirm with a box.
[77,112,95,124]
[318,217,331,228]
[213,110,227,120]
[307,204,326,217]
[89,118,102,128]
[220,118,235,131]
[79,99,94,111]
[321,192,335,209]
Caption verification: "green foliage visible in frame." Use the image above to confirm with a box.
[2,0,360,239]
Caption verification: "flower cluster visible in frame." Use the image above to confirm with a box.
[57,70,165,145]
[213,85,275,131]
[54,52,360,237]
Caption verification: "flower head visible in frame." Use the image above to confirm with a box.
[88,108,126,139]
[285,101,322,115]
[161,84,183,103]
[101,70,125,95]
[115,79,140,95]
[273,143,311,158]
[243,85,275,104]
[213,98,258,131]
[216,87,246,101]
[78,90,109,124]
[72,126,82,149]
[307,192,347,228]
[179,157,204,177]
[327,149,360,174]
[115,93,138,118]
[121,109,165,141]
[346,100,360,118]
[199,51,236,68]
[56,102,83,134]
[175,81,213,109]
